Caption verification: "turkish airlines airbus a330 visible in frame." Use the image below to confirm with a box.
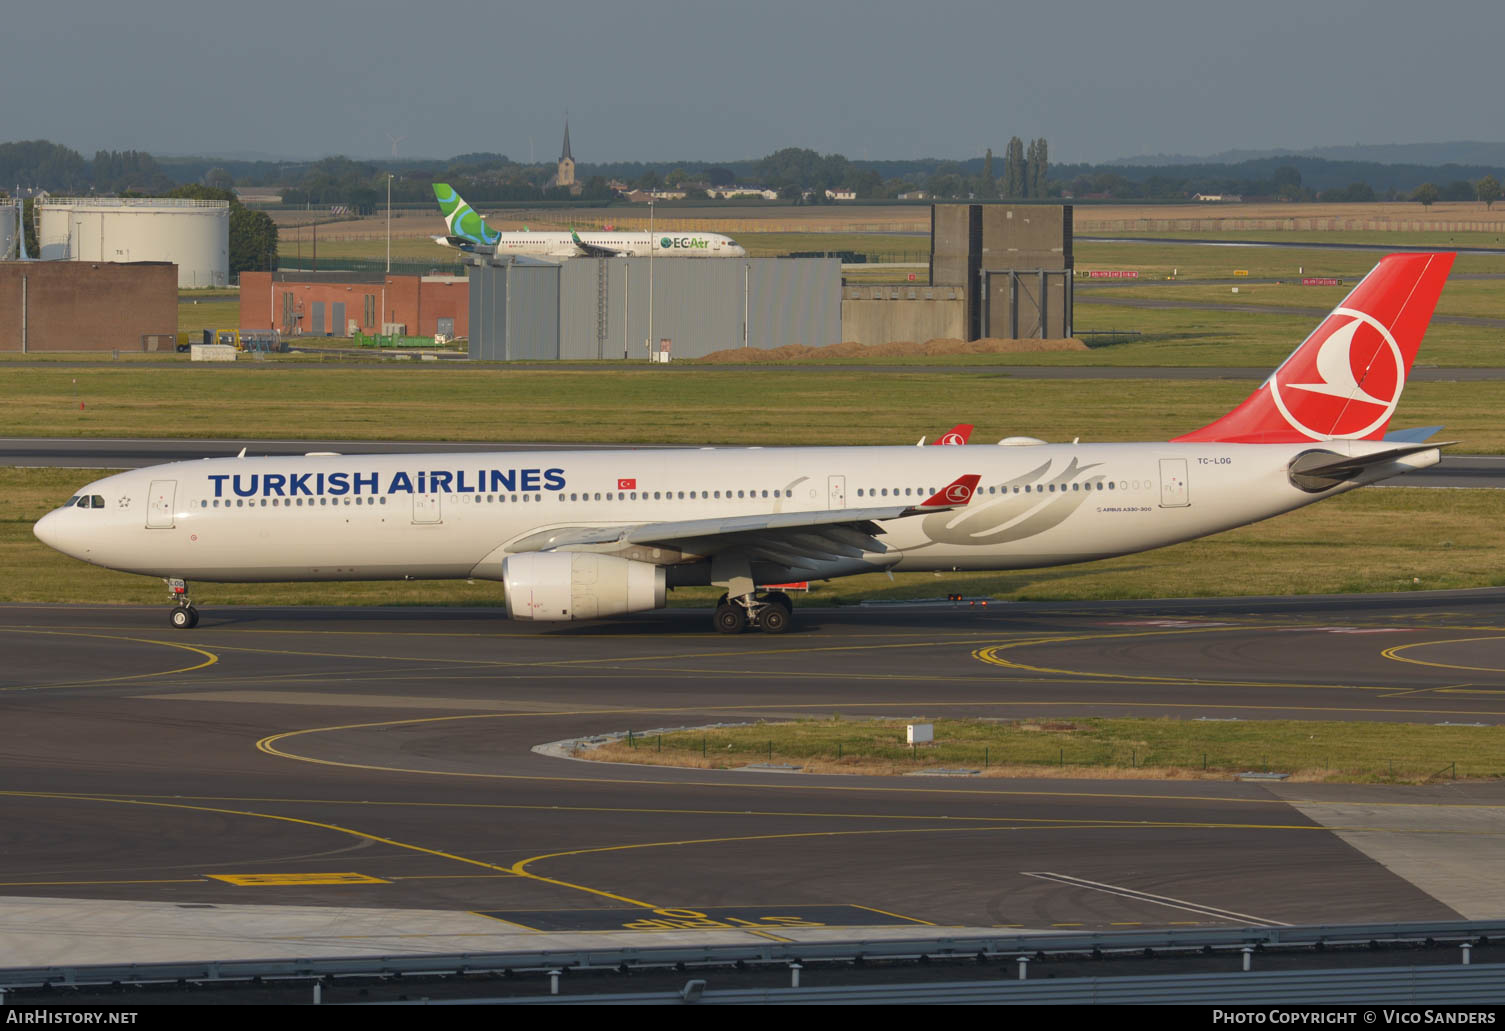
[34,253,1455,634]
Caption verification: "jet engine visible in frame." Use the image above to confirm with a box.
[502,552,666,622]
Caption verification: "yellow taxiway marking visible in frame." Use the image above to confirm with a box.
[972,626,1410,692]
[18,785,1505,818]
[253,695,1505,785]
[0,628,217,691]
[0,790,657,911]
[1383,636,1505,676]
[206,872,389,886]
[0,878,203,887]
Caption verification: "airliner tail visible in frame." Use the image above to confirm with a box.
[1174,252,1455,443]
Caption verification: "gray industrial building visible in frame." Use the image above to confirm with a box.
[844,204,1074,346]
[468,256,841,361]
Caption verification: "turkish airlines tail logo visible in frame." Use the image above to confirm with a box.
[1174,253,1455,443]
[932,424,974,446]
[921,473,981,507]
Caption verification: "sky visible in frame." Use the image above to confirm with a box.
[7,0,1504,166]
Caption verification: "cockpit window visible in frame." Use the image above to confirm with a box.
[92,495,105,508]
[63,496,79,508]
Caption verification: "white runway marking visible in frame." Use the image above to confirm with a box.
[1022,872,1290,926]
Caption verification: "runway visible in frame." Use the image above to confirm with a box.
[3,591,1504,966]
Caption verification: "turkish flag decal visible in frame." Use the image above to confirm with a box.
[617,478,637,490]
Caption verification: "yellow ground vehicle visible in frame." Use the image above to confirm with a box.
[175,330,282,353]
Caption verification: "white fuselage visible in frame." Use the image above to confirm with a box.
[34,441,1437,586]
[493,231,745,259]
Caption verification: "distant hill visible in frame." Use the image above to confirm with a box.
[1112,141,1505,167]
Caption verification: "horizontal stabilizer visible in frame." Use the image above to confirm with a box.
[1288,442,1451,491]
[1383,425,1445,443]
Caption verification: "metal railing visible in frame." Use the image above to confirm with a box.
[1,919,1499,997]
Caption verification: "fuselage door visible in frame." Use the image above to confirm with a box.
[146,480,176,528]
[828,475,846,509]
[1159,458,1190,508]
[413,492,443,525]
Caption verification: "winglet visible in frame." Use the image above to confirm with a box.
[920,473,981,507]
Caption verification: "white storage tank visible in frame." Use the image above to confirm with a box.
[38,197,230,288]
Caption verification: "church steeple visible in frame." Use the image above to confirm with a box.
[554,119,576,189]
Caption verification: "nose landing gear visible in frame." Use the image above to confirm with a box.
[165,578,199,629]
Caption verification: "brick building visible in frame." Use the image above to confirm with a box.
[239,271,468,339]
[0,261,177,352]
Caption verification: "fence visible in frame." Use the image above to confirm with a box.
[1077,217,1505,234]
[275,256,468,277]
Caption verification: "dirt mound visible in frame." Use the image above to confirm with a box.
[696,337,1088,363]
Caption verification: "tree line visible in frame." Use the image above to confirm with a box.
[4,138,1505,220]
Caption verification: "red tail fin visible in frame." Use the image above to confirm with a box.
[932,423,974,445]
[1173,252,1454,443]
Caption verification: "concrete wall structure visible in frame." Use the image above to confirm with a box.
[840,285,966,346]
[38,198,228,288]
[928,203,1074,340]
[239,271,469,338]
[0,261,177,352]
[469,257,841,361]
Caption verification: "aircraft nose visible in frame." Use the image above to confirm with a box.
[33,510,75,557]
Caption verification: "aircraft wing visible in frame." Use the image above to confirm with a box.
[569,230,624,258]
[508,475,981,570]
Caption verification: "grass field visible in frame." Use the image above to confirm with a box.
[587,717,1505,784]
[1086,277,1505,319]
[8,365,1505,448]
[271,200,1505,238]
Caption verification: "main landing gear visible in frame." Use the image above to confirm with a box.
[713,591,793,635]
[166,578,199,629]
